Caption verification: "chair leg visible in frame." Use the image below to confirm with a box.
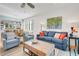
[74,49,76,56]
[69,49,71,56]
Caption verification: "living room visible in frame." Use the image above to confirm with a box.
[0,3,79,56]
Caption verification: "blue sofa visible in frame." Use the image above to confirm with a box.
[1,32,20,50]
[23,32,34,41]
[37,31,68,51]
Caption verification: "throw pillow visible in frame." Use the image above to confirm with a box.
[40,31,44,37]
[43,31,48,36]
[54,33,61,39]
[59,34,65,40]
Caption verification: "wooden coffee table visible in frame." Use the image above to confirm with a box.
[23,40,55,56]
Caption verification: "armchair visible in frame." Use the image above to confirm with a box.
[1,32,20,50]
[23,32,34,41]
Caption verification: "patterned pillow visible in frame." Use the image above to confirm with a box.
[54,33,61,39]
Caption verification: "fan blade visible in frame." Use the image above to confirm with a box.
[27,3,35,8]
[21,3,26,8]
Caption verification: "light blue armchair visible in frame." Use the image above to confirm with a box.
[1,32,20,50]
[23,32,34,41]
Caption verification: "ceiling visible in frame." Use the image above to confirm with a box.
[0,3,79,20]
[0,3,56,19]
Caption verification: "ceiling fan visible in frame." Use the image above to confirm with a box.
[21,3,35,9]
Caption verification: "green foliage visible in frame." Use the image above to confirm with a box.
[47,16,62,26]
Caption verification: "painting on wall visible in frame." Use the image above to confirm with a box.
[47,16,62,29]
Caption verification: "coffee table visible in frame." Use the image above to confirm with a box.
[23,40,55,56]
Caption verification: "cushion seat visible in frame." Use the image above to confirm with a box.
[6,39,19,44]
[27,36,33,39]
[52,38,63,44]
[38,36,52,42]
[43,36,52,42]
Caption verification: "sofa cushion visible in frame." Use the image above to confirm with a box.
[38,36,52,42]
[54,33,61,39]
[48,32,55,37]
[37,36,46,41]
[37,36,44,39]
[43,31,48,36]
[52,38,63,44]
[43,36,52,42]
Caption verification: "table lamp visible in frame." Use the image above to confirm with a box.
[70,26,78,37]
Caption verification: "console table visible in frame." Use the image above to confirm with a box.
[69,36,79,54]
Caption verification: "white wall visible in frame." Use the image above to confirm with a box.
[23,5,79,35]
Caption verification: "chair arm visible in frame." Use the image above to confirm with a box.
[62,37,68,44]
[14,37,20,44]
[3,38,6,42]
[28,35,34,39]
[2,38,7,47]
[14,36,20,39]
[64,37,68,40]
[28,35,34,36]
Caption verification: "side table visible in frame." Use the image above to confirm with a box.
[69,36,79,55]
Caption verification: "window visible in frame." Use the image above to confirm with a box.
[24,20,33,32]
